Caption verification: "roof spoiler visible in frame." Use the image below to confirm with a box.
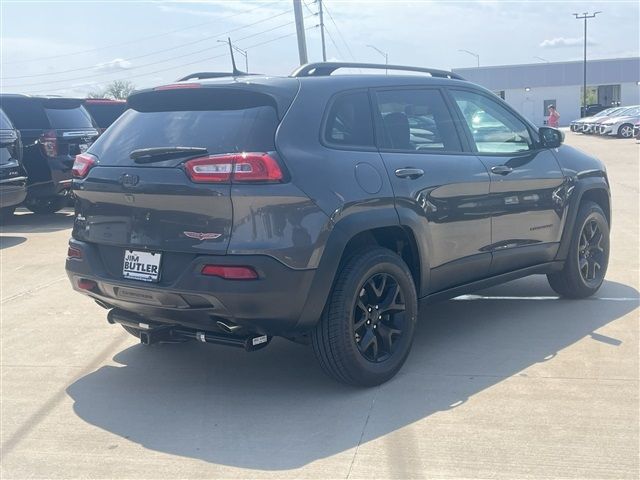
[176,71,259,82]
[290,62,465,80]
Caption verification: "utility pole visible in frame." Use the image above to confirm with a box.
[293,0,308,65]
[573,11,602,117]
[318,0,327,61]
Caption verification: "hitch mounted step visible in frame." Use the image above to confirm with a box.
[107,309,270,351]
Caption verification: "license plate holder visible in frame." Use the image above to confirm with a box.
[123,250,162,283]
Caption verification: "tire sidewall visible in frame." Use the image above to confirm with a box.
[568,203,610,293]
[331,251,418,385]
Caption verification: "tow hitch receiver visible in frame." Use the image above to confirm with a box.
[107,309,271,351]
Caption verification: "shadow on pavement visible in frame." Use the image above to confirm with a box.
[2,208,74,234]
[0,236,27,249]
[66,276,638,470]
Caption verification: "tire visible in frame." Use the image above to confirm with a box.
[548,201,609,298]
[618,123,634,139]
[25,196,65,214]
[311,247,418,387]
[0,206,16,222]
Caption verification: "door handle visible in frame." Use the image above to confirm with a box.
[490,165,513,175]
[395,168,424,179]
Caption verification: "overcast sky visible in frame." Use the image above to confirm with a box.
[1,0,638,97]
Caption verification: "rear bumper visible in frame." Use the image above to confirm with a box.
[0,178,27,209]
[65,239,318,336]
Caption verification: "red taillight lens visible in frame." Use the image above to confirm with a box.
[67,246,83,259]
[184,153,283,184]
[72,153,97,178]
[201,265,258,280]
[77,279,97,291]
[39,130,58,157]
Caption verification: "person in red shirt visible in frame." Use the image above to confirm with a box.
[547,104,560,128]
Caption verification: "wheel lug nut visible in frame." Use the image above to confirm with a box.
[366,320,370,325]
[375,305,379,310]
[368,307,372,312]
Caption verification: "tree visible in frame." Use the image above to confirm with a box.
[87,80,136,100]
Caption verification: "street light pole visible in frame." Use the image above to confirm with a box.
[573,11,602,116]
[458,49,480,68]
[217,39,248,72]
[366,44,388,74]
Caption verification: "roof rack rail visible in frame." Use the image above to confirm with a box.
[176,71,256,82]
[290,62,465,80]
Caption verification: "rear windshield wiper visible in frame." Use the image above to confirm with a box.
[130,146,208,163]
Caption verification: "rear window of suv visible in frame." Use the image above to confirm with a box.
[44,106,94,129]
[89,105,278,166]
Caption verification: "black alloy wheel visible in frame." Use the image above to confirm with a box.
[353,273,406,363]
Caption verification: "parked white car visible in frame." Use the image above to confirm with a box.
[595,106,640,138]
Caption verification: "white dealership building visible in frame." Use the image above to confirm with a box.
[453,57,640,127]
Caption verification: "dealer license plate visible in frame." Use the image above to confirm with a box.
[122,250,161,282]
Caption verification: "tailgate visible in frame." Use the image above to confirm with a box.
[73,165,232,255]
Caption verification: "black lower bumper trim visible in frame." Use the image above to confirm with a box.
[107,309,271,351]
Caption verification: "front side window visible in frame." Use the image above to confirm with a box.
[374,89,462,152]
[451,89,533,154]
[324,91,374,148]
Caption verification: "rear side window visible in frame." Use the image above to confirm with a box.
[324,91,374,148]
[45,106,94,129]
[374,89,462,152]
[90,106,278,166]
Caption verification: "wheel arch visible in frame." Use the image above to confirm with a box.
[556,179,611,261]
[295,209,425,330]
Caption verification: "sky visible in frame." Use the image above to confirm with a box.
[1,0,638,97]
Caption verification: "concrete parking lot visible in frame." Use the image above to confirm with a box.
[1,133,638,479]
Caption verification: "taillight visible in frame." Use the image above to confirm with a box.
[77,279,97,291]
[184,153,283,184]
[39,130,57,157]
[201,265,258,280]
[67,245,83,259]
[72,153,97,178]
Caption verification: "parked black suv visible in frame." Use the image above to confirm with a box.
[66,63,611,386]
[0,95,99,214]
[0,108,27,220]
[83,99,128,134]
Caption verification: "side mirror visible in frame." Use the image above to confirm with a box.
[539,126,564,148]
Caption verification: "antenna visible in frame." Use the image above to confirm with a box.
[227,37,242,76]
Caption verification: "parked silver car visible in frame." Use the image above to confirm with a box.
[570,107,622,133]
[577,107,629,133]
[596,106,640,138]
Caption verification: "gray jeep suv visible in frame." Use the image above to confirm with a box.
[66,63,611,386]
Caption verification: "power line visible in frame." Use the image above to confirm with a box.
[2,1,283,66]
[20,25,318,95]
[2,9,292,81]
[322,1,357,62]
[324,25,345,60]
[5,18,302,88]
